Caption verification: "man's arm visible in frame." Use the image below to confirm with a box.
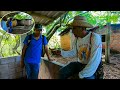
[21,45,27,60]
[79,33,102,79]
[20,44,27,68]
[44,45,52,61]
[42,36,52,61]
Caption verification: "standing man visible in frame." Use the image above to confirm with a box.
[20,24,52,79]
[1,17,8,32]
[59,15,103,79]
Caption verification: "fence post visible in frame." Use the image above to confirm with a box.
[105,23,111,63]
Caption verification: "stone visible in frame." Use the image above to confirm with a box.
[7,57,16,63]
[0,57,15,64]
[0,58,9,64]
[15,56,21,62]
[8,68,16,75]
[0,64,9,72]
[8,62,15,69]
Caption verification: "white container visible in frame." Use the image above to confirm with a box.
[20,19,33,26]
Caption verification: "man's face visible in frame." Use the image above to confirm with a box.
[34,28,42,35]
[10,18,12,21]
[72,26,85,38]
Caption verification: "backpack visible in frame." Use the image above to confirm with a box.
[90,32,104,79]
[27,34,45,57]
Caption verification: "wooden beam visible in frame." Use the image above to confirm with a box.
[105,23,111,63]
[27,11,54,21]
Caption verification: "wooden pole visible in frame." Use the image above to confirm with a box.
[105,23,111,63]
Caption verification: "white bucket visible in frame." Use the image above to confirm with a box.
[20,19,33,26]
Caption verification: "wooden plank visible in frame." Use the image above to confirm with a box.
[105,23,111,63]
[27,11,54,21]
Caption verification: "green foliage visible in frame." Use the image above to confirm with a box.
[0,29,21,57]
[14,12,32,20]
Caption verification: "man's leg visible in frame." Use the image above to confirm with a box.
[31,63,40,79]
[76,62,95,79]
[24,61,32,79]
[9,28,12,33]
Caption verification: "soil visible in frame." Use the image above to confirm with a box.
[103,54,120,79]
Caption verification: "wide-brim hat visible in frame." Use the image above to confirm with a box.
[70,15,93,28]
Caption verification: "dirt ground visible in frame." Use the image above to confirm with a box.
[50,53,120,79]
[103,54,120,79]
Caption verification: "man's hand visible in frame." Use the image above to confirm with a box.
[48,57,53,62]
[20,59,25,69]
[78,72,84,79]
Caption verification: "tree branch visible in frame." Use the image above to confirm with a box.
[47,24,61,41]
[46,12,68,36]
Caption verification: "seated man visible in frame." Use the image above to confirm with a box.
[59,15,103,79]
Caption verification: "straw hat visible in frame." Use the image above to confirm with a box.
[70,15,93,28]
